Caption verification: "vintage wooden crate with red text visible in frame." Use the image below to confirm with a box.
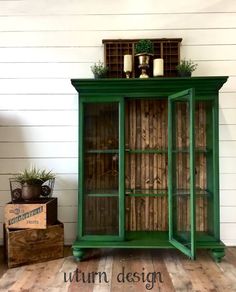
[4,198,57,229]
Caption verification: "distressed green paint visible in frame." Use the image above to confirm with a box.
[213,95,220,240]
[73,231,225,249]
[78,98,84,239]
[71,77,227,99]
[71,77,228,261]
[168,88,196,259]
[119,97,125,240]
[190,89,196,259]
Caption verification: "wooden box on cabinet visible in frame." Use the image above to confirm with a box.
[4,198,57,229]
[4,221,64,268]
[103,38,182,78]
[71,77,227,262]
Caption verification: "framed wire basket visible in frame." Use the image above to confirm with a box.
[9,178,55,202]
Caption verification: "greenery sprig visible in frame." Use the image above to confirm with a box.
[176,59,198,74]
[90,61,108,78]
[15,167,55,185]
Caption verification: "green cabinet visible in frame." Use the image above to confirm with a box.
[71,77,228,262]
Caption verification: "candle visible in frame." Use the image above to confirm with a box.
[124,55,132,72]
[153,58,164,76]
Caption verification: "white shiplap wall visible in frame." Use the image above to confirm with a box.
[0,0,235,245]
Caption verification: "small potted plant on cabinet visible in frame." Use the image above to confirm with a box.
[90,61,108,79]
[134,39,154,78]
[10,167,55,201]
[176,59,198,77]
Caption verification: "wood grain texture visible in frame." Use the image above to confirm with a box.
[0,0,235,246]
[1,248,236,291]
[4,221,64,268]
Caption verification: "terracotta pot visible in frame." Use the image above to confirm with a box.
[21,183,42,201]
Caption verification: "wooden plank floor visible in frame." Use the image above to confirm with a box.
[0,247,236,291]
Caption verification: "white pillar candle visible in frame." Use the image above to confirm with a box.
[124,55,132,72]
[153,58,164,76]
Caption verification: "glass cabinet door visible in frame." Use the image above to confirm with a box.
[168,89,196,259]
[79,100,124,240]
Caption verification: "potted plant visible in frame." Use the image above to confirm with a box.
[90,61,108,79]
[176,59,198,77]
[135,39,154,56]
[134,39,154,78]
[11,167,55,201]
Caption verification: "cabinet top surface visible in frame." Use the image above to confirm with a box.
[71,76,228,98]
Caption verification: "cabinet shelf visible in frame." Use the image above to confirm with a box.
[126,149,167,154]
[86,149,119,154]
[126,188,210,197]
[173,147,210,153]
[174,188,211,196]
[126,189,167,196]
[73,231,225,249]
[126,147,209,154]
[86,189,118,197]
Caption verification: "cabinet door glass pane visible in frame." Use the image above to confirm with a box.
[84,103,118,150]
[84,196,119,235]
[173,101,191,243]
[85,153,119,194]
[83,102,119,236]
[168,89,195,259]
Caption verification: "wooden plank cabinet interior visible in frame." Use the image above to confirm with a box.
[71,77,228,262]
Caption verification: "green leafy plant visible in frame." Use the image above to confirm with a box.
[15,167,55,185]
[135,39,154,55]
[176,59,198,76]
[90,61,108,78]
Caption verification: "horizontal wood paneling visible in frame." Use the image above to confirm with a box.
[58,206,77,222]
[221,223,236,243]
[220,190,236,206]
[0,14,236,31]
[220,125,236,140]
[63,222,76,245]
[0,142,77,158]
[220,109,236,125]
[0,45,235,63]
[220,174,236,190]
[219,94,236,109]
[0,94,77,110]
[0,0,235,15]
[0,79,75,94]
[221,207,236,222]
[0,29,236,48]
[182,45,236,61]
[220,158,236,173]
[0,47,103,62]
[0,61,235,78]
[0,63,92,78]
[220,141,236,157]
[0,0,235,244]
[0,158,77,173]
[0,126,78,142]
[0,111,77,126]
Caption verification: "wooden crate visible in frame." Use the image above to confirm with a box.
[4,198,57,229]
[4,221,64,268]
